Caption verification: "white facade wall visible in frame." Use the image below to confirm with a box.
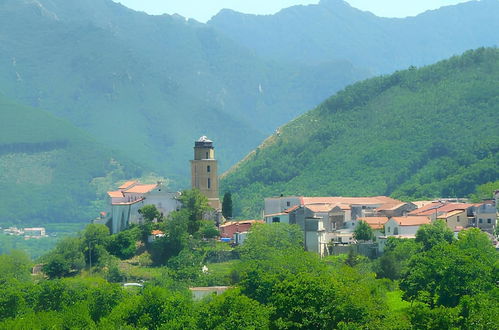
[264,214,290,224]
[384,219,420,236]
[264,197,302,215]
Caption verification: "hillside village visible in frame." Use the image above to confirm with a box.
[97,136,499,257]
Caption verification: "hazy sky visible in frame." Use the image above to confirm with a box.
[114,0,472,22]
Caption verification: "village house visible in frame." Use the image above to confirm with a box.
[408,200,497,234]
[219,220,264,240]
[357,217,389,238]
[95,180,181,234]
[384,216,431,236]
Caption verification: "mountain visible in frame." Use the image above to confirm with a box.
[209,0,499,74]
[221,48,499,218]
[0,93,142,224]
[0,0,369,185]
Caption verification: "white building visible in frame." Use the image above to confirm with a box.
[384,216,431,236]
[97,180,181,234]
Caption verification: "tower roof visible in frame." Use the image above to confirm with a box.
[195,135,214,148]
[197,136,212,143]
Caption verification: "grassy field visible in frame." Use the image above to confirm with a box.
[386,289,412,313]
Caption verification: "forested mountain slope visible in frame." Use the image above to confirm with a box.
[0,0,369,183]
[0,94,142,224]
[209,0,499,74]
[222,48,499,217]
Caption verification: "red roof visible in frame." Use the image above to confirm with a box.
[124,184,158,194]
[284,205,300,213]
[408,202,444,215]
[437,203,474,212]
[107,191,124,198]
[305,204,338,213]
[392,216,431,226]
[119,180,138,189]
[301,196,402,206]
[151,230,164,235]
[358,217,389,230]
[220,220,264,228]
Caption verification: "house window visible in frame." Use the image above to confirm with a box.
[207,165,211,173]
[286,201,291,207]
[208,178,211,189]
[387,227,391,233]
[479,218,483,223]
[487,218,492,224]
[272,217,280,223]
[457,216,460,222]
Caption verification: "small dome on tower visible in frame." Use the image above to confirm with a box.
[197,136,212,143]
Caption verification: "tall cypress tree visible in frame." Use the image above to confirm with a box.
[222,192,233,219]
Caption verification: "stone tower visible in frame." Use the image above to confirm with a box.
[190,136,221,209]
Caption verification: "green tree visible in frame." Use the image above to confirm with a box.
[376,237,420,280]
[237,223,303,260]
[400,242,496,307]
[139,204,161,222]
[42,237,85,278]
[101,286,196,329]
[222,192,233,219]
[107,226,140,260]
[415,220,454,251]
[353,220,373,241]
[0,250,32,282]
[81,224,110,266]
[180,189,211,235]
[198,289,270,330]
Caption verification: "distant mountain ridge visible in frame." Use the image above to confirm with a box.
[0,93,142,224]
[0,0,369,184]
[221,48,499,218]
[209,0,499,73]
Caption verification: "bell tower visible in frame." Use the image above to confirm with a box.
[190,136,221,209]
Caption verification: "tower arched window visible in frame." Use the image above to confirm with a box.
[207,165,211,173]
[208,178,211,189]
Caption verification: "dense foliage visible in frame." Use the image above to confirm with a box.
[0,94,142,224]
[222,48,499,217]
[0,218,498,329]
[210,0,499,74]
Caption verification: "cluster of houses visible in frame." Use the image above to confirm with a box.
[2,227,48,239]
[261,193,498,256]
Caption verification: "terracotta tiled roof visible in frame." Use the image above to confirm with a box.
[301,196,402,206]
[124,184,158,194]
[392,216,431,226]
[437,203,474,212]
[119,180,138,189]
[220,220,264,228]
[358,217,389,230]
[284,205,300,213]
[151,230,164,235]
[305,204,337,213]
[107,191,124,198]
[438,209,466,219]
[264,212,287,217]
[376,203,407,211]
[408,202,444,215]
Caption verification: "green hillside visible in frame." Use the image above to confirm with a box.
[210,0,499,74]
[0,94,142,225]
[0,0,369,185]
[222,48,499,217]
